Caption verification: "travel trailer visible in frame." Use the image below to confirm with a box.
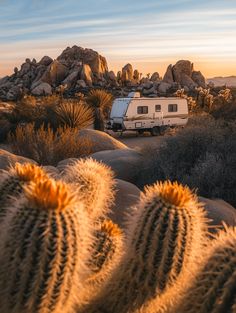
[107,92,188,135]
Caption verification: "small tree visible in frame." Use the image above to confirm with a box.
[174,89,196,112]
[195,87,214,111]
[86,89,113,131]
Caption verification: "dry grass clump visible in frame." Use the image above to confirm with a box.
[8,123,93,165]
[7,95,45,124]
[53,99,94,129]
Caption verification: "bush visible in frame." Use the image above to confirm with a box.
[86,89,113,131]
[53,100,94,129]
[139,116,236,206]
[211,100,236,121]
[8,123,93,166]
[6,96,45,125]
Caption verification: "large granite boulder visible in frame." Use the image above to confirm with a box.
[133,69,140,81]
[109,179,141,229]
[158,82,172,93]
[150,72,160,82]
[77,129,127,154]
[80,64,93,86]
[89,148,143,183]
[62,70,79,88]
[162,64,174,84]
[39,56,53,66]
[121,63,133,82]
[192,70,206,87]
[200,196,236,233]
[57,45,108,76]
[172,60,193,81]
[0,149,37,170]
[31,82,52,96]
[41,60,69,86]
[180,73,197,90]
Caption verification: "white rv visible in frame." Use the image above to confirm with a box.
[107,92,188,135]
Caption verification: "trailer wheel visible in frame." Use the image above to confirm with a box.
[151,127,160,136]
[138,129,144,135]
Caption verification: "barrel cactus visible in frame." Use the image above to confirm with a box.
[78,220,124,312]
[0,163,47,223]
[96,181,208,313]
[175,227,236,313]
[63,158,115,221]
[0,177,90,313]
[87,219,123,285]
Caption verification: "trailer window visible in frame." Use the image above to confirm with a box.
[137,106,148,114]
[168,104,178,112]
[155,105,161,112]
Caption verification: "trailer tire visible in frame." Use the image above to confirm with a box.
[138,130,144,135]
[151,127,160,136]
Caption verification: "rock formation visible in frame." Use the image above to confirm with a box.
[0,45,206,100]
[0,46,110,100]
[162,60,206,90]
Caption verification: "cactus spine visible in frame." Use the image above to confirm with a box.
[63,158,115,221]
[0,177,90,313]
[175,227,236,313]
[0,163,47,223]
[95,181,208,313]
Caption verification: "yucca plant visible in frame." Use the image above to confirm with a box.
[86,89,113,131]
[54,100,94,129]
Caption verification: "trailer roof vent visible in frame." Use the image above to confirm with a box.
[128,91,140,98]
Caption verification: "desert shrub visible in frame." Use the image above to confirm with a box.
[8,123,93,165]
[53,100,94,129]
[6,95,45,125]
[86,89,113,131]
[211,98,236,121]
[138,116,236,206]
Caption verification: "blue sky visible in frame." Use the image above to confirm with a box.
[0,0,236,77]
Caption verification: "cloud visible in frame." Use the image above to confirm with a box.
[0,0,236,77]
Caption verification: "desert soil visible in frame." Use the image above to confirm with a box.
[107,129,175,150]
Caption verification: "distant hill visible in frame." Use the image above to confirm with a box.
[207,76,236,87]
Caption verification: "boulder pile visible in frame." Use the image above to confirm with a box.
[0,45,206,100]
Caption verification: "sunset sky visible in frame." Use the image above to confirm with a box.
[0,0,236,78]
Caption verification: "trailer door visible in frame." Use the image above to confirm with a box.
[154,104,163,124]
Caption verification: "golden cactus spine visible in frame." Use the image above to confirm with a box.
[96,181,208,313]
[0,177,90,313]
[175,227,236,313]
[0,163,47,223]
[63,158,115,221]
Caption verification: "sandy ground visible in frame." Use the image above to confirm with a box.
[106,129,175,150]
